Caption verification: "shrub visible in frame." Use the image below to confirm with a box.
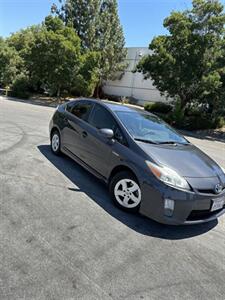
[181,115,225,130]
[185,106,202,117]
[214,116,225,128]
[171,100,185,128]
[101,93,122,102]
[144,102,173,114]
[11,75,30,99]
[152,112,172,124]
[180,115,214,130]
[149,99,224,130]
[156,112,216,131]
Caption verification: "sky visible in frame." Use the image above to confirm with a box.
[0,0,194,47]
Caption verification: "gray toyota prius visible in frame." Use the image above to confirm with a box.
[49,98,225,225]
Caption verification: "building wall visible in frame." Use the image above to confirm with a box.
[103,47,166,105]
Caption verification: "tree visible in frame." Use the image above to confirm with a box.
[4,16,101,98]
[7,26,41,54]
[25,16,82,97]
[52,0,127,95]
[97,0,127,82]
[0,38,23,87]
[52,0,100,50]
[136,0,225,113]
[6,26,42,91]
[74,51,100,96]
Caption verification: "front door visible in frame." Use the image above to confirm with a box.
[82,104,127,178]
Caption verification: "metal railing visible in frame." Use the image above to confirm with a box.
[0,88,11,97]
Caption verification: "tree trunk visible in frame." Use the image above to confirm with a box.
[94,79,102,98]
[57,86,61,104]
[179,96,186,110]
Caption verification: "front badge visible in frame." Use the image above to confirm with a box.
[214,184,223,194]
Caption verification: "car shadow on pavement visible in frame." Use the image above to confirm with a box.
[38,145,218,240]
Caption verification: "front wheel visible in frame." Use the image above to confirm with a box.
[109,171,141,212]
[51,130,61,155]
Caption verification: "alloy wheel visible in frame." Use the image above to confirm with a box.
[52,133,60,152]
[114,179,141,208]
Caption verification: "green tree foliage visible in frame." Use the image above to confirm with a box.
[136,0,225,114]
[53,0,127,92]
[7,26,41,55]
[11,74,31,99]
[52,0,100,50]
[74,51,100,96]
[97,0,127,82]
[1,1,127,98]
[6,26,43,92]
[23,16,82,97]
[0,38,23,87]
[3,16,103,97]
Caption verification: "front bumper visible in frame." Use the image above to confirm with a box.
[139,179,225,225]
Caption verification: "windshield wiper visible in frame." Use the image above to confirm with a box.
[134,138,158,144]
[157,141,189,145]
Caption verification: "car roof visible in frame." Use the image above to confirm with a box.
[103,101,143,113]
[71,98,145,113]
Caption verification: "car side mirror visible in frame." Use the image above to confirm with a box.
[99,128,114,139]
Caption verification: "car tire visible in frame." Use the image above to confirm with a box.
[51,129,61,155]
[109,171,141,212]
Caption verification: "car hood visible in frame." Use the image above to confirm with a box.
[137,142,222,178]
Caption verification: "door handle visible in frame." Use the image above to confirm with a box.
[82,131,88,138]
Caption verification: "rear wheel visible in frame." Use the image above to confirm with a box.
[51,130,61,155]
[109,171,141,212]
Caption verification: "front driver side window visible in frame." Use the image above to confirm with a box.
[89,104,126,145]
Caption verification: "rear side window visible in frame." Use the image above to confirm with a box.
[69,102,93,121]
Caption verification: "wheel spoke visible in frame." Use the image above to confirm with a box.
[116,190,125,197]
[128,184,138,193]
[123,196,130,206]
[130,193,139,204]
[121,180,127,191]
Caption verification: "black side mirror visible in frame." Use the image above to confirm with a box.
[99,128,114,139]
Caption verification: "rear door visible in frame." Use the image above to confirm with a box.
[62,101,94,159]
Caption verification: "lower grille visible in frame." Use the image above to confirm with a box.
[187,207,225,221]
[197,188,225,195]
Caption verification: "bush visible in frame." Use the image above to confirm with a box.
[100,93,123,102]
[155,111,217,131]
[146,99,225,130]
[170,100,185,127]
[185,106,202,117]
[144,102,173,114]
[11,75,30,99]
[152,112,173,124]
[213,116,225,128]
[181,115,214,130]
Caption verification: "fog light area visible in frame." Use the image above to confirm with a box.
[164,199,175,217]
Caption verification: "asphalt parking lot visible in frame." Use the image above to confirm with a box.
[0,96,225,300]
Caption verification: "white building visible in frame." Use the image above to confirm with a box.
[103,47,166,106]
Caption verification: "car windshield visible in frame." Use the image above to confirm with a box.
[116,111,188,144]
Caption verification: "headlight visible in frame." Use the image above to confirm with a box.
[146,161,190,190]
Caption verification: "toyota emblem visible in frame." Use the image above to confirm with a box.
[215,184,223,194]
